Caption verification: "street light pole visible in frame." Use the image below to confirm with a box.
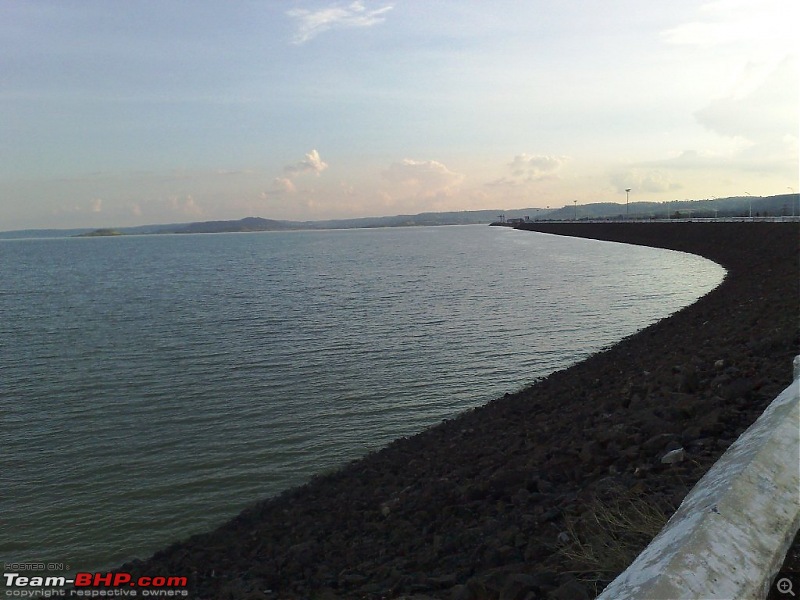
[625,188,631,219]
[573,200,577,220]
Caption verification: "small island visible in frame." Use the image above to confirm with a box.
[75,228,123,237]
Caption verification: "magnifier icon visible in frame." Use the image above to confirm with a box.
[778,578,796,596]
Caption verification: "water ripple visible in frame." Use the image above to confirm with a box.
[0,225,723,571]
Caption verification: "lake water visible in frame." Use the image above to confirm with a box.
[0,224,724,573]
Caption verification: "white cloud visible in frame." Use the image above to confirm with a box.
[661,0,795,55]
[168,195,203,217]
[610,169,682,194]
[662,17,745,47]
[287,1,393,44]
[52,198,105,216]
[382,159,464,198]
[284,149,329,176]
[484,177,518,188]
[214,169,255,176]
[694,56,798,144]
[273,177,297,193]
[508,154,569,181]
[644,149,729,170]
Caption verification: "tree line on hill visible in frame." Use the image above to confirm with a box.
[540,194,798,222]
[0,194,796,239]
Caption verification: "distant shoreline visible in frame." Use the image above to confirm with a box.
[74,228,122,237]
[117,222,798,599]
[3,192,797,239]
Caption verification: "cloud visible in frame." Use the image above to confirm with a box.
[661,0,794,53]
[273,177,297,193]
[508,154,569,181]
[610,169,682,194]
[284,149,329,177]
[625,56,797,180]
[168,195,203,217]
[694,56,798,144]
[287,1,393,44]
[662,17,744,47]
[214,169,255,176]
[382,159,464,198]
[53,198,105,216]
[484,177,519,188]
[644,150,727,170]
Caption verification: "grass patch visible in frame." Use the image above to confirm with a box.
[559,485,674,585]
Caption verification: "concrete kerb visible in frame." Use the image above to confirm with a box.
[597,357,800,600]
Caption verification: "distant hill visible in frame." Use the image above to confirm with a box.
[1,194,796,239]
[162,217,294,234]
[291,209,549,230]
[75,228,123,237]
[0,208,551,239]
[136,212,523,234]
[541,194,799,221]
[0,222,186,239]
[0,228,96,239]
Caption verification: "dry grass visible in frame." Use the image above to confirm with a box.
[559,486,674,581]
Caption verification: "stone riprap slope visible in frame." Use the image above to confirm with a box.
[120,222,799,600]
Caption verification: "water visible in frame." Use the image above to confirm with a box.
[0,225,724,572]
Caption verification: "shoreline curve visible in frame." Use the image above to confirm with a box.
[121,222,799,599]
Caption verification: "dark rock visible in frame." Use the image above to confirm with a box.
[450,584,471,600]
[511,488,532,506]
[450,584,478,600]
[500,573,546,600]
[549,577,590,600]
[678,366,700,393]
[541,507,561,522]
[427,573,458,588]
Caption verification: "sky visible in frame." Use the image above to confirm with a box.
[1,0,797,230]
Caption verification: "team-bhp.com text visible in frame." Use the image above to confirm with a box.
[3,572,188,597]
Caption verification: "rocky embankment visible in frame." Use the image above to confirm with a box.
[121,222,799,599]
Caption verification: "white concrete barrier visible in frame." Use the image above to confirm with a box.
[597,358,800,600]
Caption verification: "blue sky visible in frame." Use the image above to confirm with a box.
[1,0,797,230]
